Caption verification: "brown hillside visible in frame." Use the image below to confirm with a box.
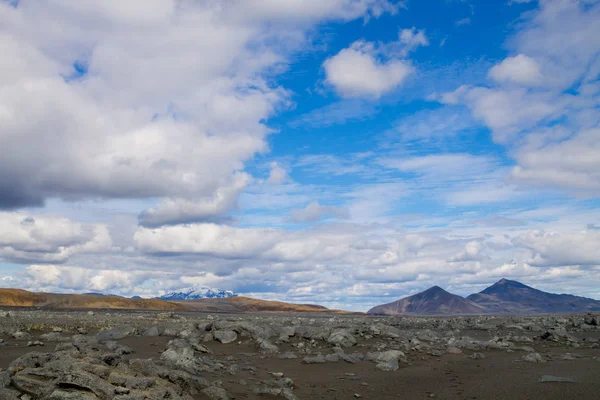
[0,289,183,311]
[174,296,356,314]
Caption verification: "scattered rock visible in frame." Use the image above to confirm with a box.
[523,353,546,363]
[213,330,238,344]
[366,350,406,371]
[96,325,136,341]
[202,386,229,399]
[302,354,327,364]
[539,375,576,383]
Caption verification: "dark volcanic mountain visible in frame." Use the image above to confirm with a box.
[368,286,486,315]
[467,278,600,314]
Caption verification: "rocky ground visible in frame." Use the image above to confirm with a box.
[0,309,599,399]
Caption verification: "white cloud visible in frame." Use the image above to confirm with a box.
[489,54,543,86]
[138,172,251,227]
[291,201,349,222]
[267,162,289,184]
[509,0,536,4]
[398,27,429,54]
[439,86,564,142]
[0,212,112,263]
[511,128,600,193]
[381,153,496,178]
[0,0,396,209]
[449,241,489,262]
[296,154,369,176]
[512,229,600,267]
[232,0,400,22]
[436,0,600,196]
[1,211,599,308]
[388,106,477,142]
[455,17,471,26]
[324,40,414,98]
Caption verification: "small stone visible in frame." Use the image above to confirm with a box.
[354,394,362,398]
[539,375,576,383]
[202,386,229,400]
[12,331,31,340]
[302,354,326,364]
[523,353,546,363]
[278,352,298,359]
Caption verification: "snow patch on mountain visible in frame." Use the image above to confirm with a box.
[159,286,236,300]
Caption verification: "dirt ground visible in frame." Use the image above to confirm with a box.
[2,331,599,400]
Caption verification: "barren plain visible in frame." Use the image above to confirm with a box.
[0,308,599,399]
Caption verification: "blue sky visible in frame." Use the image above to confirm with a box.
[0,0,599,311]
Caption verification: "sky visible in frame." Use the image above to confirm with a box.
[0,0,599,311]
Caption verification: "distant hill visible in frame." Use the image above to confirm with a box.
[0,288,352,314]
[467,279,600,314]
[173,296,354,314]
[368,286,486,315]
[159,286,236,301]
[0,289,183,310]
[83,292,123,298]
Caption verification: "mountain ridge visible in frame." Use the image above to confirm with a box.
[369,279,600,315]
[367,285,486,315]
[158,286,236,301]
[467,278,600,314]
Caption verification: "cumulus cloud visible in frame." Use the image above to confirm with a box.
[439,86,563,142]
[0,212,112,264]
[1,214,598,309]
[398,27,429,55]
[436,0,600,197]
[0,0,396,209]
[512,230,600,267]
[267,162,289,184]
[324,40,414,98]
[511,128,600,193]
[449,241,489,262]
[488,54,543,86]
[138,172,251,227]
[291,201,349,222]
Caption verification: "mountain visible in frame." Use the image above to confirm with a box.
[368,286,486,315]
[467,278,600,314]
[84,292,123,297]
[158,286,236,301]
[171,296,356,314]
[0,289,183,310]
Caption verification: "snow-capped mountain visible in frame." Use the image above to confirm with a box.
[159,286,236,301]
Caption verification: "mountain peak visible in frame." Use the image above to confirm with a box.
[482,278,530,294]
[423,285,446,294]
[159,286,236,301]
[467,278,600,314]
[368,285,484,315]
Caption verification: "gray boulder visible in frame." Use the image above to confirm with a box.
[96,325,137,341]
[213,330,237,344]
[142,326,160,337]
[327,329,356,348]
[366,350,406,371]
